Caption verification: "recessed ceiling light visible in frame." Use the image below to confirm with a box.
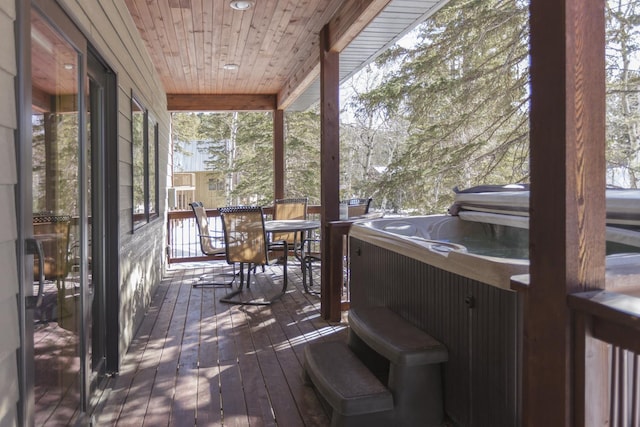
[223,63,239,71]
[229,0,255,11]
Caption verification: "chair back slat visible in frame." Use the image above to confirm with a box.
[272,197,308,244]
[220,206,268,265]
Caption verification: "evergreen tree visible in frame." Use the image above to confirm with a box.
[359,0,530,214]
[231,112,274,205]
[284,109,321,204]
[171,112,201,156]
[606,0,640,188]
[341,65,408,209]
[197,112,235,174]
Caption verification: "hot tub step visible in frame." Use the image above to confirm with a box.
[303,340,393,427]
[348,306,448,366]
[348,306,448,426]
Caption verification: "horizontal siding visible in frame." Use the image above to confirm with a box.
[0,242,17,302]
[0,4,15,76]
[0,349,18,427]
[0,69,16,129]
[0,186,17,242]
[0,127,17,186]
[0,297,19,361]
[0,0,18,426]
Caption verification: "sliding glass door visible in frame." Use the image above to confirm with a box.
[30,9,84,424]
[19,2,115,424]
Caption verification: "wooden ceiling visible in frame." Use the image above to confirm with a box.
[124,0,447,112]
[125,0,385,111]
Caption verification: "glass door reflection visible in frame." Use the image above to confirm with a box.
[31,10,83,425]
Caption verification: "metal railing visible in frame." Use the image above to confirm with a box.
[167,205,322,264]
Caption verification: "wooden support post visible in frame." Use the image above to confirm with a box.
[526,0,607,425]
[319,24,341,321]
[274,109,285,200]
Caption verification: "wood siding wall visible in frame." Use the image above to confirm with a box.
[0,0,19,424]
[52,0,172,365]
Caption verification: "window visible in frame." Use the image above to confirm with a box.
[132,95,147,230]
[131,94,158,230]
[149,118,158,219]
[208,177,225,191]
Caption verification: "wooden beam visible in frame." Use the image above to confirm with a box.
[278,0,391,109]
[526,0,606,425]
[326,0,390,52]
[273,109,285,200]
[167,94,277,111]
[319,24,341,322]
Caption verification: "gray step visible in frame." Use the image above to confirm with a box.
[303,340,393,417]
[349,306,448,366]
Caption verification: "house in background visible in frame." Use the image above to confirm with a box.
[168,172,196,210]
[171,140,228,210]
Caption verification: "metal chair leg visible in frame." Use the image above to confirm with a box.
[192,263,236,288]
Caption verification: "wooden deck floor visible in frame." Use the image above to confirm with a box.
[94,260,347,426]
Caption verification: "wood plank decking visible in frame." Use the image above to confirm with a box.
[95,260,347,426]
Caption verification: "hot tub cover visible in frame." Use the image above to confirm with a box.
[448,185,640,226]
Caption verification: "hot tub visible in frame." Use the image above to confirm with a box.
[351,213,640,291]
[348,197,640,426]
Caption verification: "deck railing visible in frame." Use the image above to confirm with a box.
[167,205,322,264]
[569,290,640,425]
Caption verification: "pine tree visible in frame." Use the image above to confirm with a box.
[360,0,530,214]
[284,109,321,203]
[231,112,274,205]
[606,0,640,188]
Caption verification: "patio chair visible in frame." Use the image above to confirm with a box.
[32,214,77,331]
[219,206,288,305]
[33,215,72,286]
[342,197,373,218]
[272,197,308,252]
[190,202,234,288]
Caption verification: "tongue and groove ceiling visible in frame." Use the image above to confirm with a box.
[123,0,448,111]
